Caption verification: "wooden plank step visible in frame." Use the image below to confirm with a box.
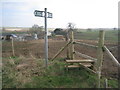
[66,59,94,63]
[79,63,92,67]
[65,64,92,68]
[65,65,80,68]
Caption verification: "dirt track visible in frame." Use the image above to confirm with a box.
[2,39,118,78]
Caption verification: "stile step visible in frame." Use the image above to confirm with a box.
[65,65,80,68]
[66,59,94,63]
[65,64,92,68]
[79,63,92,67]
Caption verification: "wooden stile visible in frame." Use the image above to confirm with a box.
[51,30,118,88]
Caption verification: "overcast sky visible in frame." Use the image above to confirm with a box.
[0,0,119,28]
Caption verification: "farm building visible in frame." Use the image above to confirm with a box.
[1,34,18,41]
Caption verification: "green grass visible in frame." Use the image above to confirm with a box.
[108,79,118,88]
[74,30,99,40]
[2,57,118,88]
[2,63,17,88]
[74,30,118,43]
[105,30,118,43]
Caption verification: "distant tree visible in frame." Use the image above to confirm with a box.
[87,28,92,32]
[29,24,43,34]
[113,27,117,30]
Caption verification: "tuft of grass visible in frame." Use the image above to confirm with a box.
[2,65,17,88]
[108,79,118,88]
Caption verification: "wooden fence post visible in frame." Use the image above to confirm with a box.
[104,78,108,88]
[71,30,75,60]
[66,32,70,59]
[11,37,15,56]
[95,30,105,88]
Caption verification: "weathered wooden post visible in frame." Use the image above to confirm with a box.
[71,30,75,60]
[67,23,75,60]
[104,78,108,88]
[11,37,15,56]
[95,30,105,88]
[66,30,70,59]
[34,8,53,67]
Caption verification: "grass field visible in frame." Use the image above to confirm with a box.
[2,56,118,88]
[74,30,118,43]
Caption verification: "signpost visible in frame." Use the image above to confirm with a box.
[34,8,53,67]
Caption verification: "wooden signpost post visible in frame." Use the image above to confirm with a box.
[34,8,53,67]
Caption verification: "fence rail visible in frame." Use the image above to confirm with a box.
[75,51,97,61]
[103,46,120,67]
[109,46,118,50]
[74,41,98,49]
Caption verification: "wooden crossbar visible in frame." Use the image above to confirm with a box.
[51,41,72,61]
[75,51,97,61]
[75,41,98,49]
[66,59,94,63]
[103,46,120,67]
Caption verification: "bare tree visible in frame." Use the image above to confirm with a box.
[67,22,76,30]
